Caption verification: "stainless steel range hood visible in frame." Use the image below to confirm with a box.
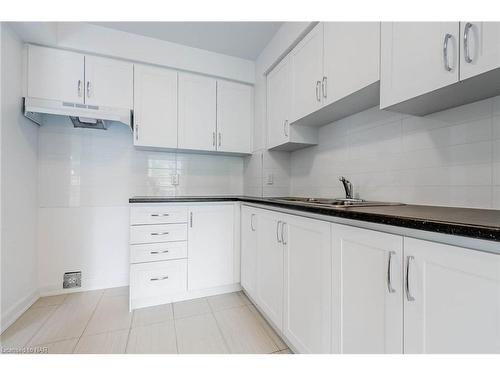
[23,97,132,130]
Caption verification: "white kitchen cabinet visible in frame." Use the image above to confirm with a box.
[133,65,178,148]
[290,23,324,123]
[178,73,217,152]
[27,45,85,103]
[380,22,460,110]
[404,238,500,354]
[323,22,380,105]
[267,56,318,151]
[84,55,133,109]
[241,206,258,300]
[187,205,235,291]
[460,22,500,80]
[216,80,253,154]
[255,210,284,331]
[332,224,403,354]
[283,214,332,353]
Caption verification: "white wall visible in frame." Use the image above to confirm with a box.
[0,24,39,332]
[37,116,244,295]
[290,98,500,209]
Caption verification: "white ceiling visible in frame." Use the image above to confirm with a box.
[90,22,283,60]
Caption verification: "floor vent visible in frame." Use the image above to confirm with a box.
[63,271,82,289]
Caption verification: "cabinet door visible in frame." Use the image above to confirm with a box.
[283,215,332,353]
[27,45,84,103]
[404,238,500,353]
[241,206,258,300]
[267,56,291,149]
[178,73,217,152]
[323,22,380,105]
[133,65,178,148]
[332,224,403,353]
[380,22,459,108]
[256,211,284,331]
[460,22,500,80]
[187,205,234,291]
[216,80,253,154]
[290,23,324,122]
[84,55,133,108]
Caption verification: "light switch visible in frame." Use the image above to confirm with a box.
[171,174,180,186]
[266,173,274,185]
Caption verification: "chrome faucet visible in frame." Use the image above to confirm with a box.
[339,176,353,200]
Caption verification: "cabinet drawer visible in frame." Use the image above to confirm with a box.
[130,259,187,300]
[130,224,187,244]
[130,241,187,264]
[131,206,188,225]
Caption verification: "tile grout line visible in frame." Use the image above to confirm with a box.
[71,291,105,353]
[19,301,62,349]
[171,312,180,354]
[124,309,135,354]
[206,297,231,354]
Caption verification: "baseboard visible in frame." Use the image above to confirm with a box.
[0,289,39,334]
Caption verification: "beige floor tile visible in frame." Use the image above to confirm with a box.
[84,294,132,336]
[175,314,228,354]
[103,286,129,297]
[214,306,278,354]
[43,338,78,354]
[0,306,56,349]
[29,291,102,345]
[30,294,67,309]
[173,297,211,319]
[132,303,173,327]
[248,305,288,351]
[126,321,177,354]
[75,329,129,354]
[207,292,251,312]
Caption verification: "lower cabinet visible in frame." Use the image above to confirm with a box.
[404,238,500,354]
[332,224,403,353]
[187,204,236,291]
[283,214,332,353]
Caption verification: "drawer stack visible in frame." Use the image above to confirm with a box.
[129,205,189,309]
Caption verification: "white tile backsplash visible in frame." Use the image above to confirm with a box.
[290,97,500,209]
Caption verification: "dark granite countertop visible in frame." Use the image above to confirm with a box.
[129,196,500,242]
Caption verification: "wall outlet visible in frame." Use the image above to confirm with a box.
[171,174,180,186]
[266,173,274,185]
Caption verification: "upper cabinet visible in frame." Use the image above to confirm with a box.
[178,73,217,152]
[267,22,380,151]
[380,22,500,115]
[27,45,85,104]
[27,45,133,109]
[134,65,178,149]
[216,80,253,154]
[84,55,133,109]
[380,22,460,111]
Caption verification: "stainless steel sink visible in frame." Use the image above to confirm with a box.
[272,197,404,208]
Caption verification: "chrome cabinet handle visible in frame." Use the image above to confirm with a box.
[151,213,170,217]
[250,213,256,231]
[86,81,92,97]
[150,250,169,254]
[190,212,193,228]
[443,33,454,72]
[281,222,287,245]
[387,251,396,293]
[212,132,216,147]
[283,120,289,137]
[322,76,327,99]
[151,232,169,236]
[218,133,222,147]
[135,123,139,141]
[464,22,473,63]
[78,80,82,97]
[315,81,321,101]
[150,276,169,281]
[276,221,282,243]
[405,256,415,301]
